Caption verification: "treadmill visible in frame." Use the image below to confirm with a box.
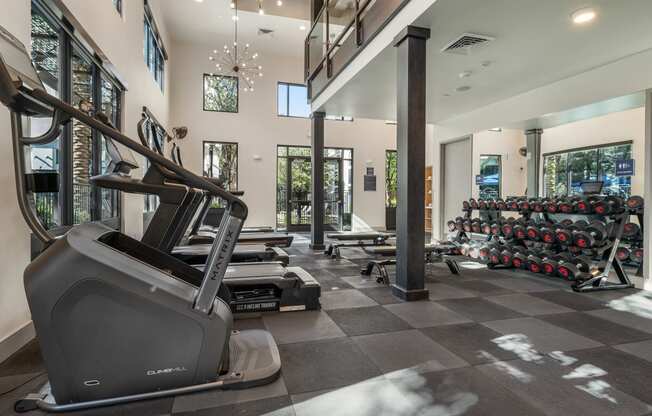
[125,115,319,313]
[137,114,288,265]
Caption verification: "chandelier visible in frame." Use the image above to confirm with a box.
[208,0,263,92]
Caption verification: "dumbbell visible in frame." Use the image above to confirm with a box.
[517,199,531,212]
[462,200,471,211]
[487,199,497,210]
[616,246,631,263]
[469,198,479,210]
[496,198,507,210]
[481,222,492,235]
[530,199,548,213]
[463,219,473,233]
[556,255,592,281]
[500,245,527,267]
[626,195,644,212]
[573,220,608,248]
[447,220,457,232]
[592,196,624,215]
[471,218,482,233]
[541,253,572,277]
[545,199,560,213]
[488,246,503,265]
[478,199,488,210]
[454,217,465,232]
[623,222,641,239]
[540,224,558,244]
[574,196,599,214]
[526,223,547,241]
[631,247,644,263]
[512,223,528,240]
[558,197,577,214]
[527,249,554,274]
[479,244,498,262]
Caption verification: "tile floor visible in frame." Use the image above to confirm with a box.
[1,236,652,415]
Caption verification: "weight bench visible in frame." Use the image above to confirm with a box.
[360,244,460,285]
[324,231,395,259]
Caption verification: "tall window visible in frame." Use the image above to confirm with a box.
[203,74,238,113]
[278,82,310,118]
[30,1,123,231]
[543,142,633,198]
[385,150,397,208]
[112,0,122,14]
[203,142,239,192]
[144,0,166,90]
[479,155,501,200]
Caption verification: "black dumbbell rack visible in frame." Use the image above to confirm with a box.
[459,197,636,293]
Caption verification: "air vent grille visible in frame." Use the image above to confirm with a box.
[441,33,494,54]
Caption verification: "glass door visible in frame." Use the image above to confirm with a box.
[288,157,312,230]
[324,158,342,230]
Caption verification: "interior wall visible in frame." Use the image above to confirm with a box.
[472,129,527,198]
[169,40,396,230]
[0,0,172,357]
[538,107,645,196]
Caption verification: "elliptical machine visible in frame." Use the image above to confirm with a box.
[0,25,280,413]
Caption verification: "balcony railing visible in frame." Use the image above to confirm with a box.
[305,0,410,100]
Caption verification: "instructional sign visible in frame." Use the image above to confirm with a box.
[475,175,484,185]
[615,159,635,176]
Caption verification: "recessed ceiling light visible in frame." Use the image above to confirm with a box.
[276,0,283,5]
[299,25,307,31]
[194,0,204,2]
[571,8,596,25]
[456,86,471,92]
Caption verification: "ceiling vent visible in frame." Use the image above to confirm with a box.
[258,28,275,36]
[441,33,494,55]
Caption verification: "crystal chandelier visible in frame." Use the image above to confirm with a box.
[208,0,263,92]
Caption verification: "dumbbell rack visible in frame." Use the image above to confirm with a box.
[457,198,635,293]
[571,212,634,293]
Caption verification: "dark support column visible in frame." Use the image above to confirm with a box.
[392,26,430,301]
[310,111,326,250]
[525,129,543,198]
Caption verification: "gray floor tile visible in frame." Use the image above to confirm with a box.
[176,395,294,416]
[426,283,477,300]
[320,289,378,310]
[358,287,404,305]
[61,397,174,416]
[290,388,335,405]
[388,366,548,416]
[437,298,525,322]
[171,376,288,413]
[292,376,436,416]
[420,323,516,365]
[614,339,652,363]
[384,301,472,328]
[262,311,345,345]
[571,347,652,406]
[587,309,652,335]
[445,280,514,296]
[528,290,608,311]
[483,317,603,354]
[477,356,651,416]
[326,306,411,336]
[340,274,385,289]
[233,317,267,331]
[0,340,43,377]
[540,312,652,345]
[279,338,381,394]
[486,293,574,316]
[352,329,468,374]
[488,277,562,293]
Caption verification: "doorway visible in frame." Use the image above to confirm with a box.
[277,145,353,232]
[441,137,473,239]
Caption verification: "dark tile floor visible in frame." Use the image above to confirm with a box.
[2,236,652,415]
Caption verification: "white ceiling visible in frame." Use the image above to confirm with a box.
[154,0,309,57]
[314,0,652,132]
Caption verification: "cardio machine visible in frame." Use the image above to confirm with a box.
[0,26,280,413]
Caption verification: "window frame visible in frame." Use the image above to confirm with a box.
[202,140,240,191]
[31,0,125,235]
[479,154,502,200]
[143,0,166,91]
[203,73,239,113]
[542,140,633,198]
[277,82,310,119]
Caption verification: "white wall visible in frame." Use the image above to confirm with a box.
[472,129,527,198]
[0,0,171,358]
[169,40,396,230]
[539,107,645,196]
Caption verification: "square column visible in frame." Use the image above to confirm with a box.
[310,111,326,250]
[392,26,430,301]
[644,90,652,290]
[525,129,543,198]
